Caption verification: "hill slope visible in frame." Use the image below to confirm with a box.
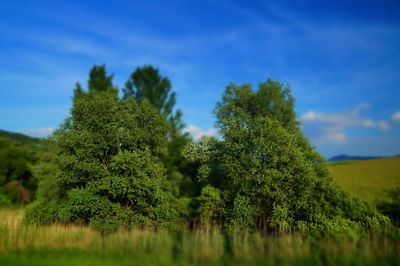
[0,129,39,146]
[327,157,400,204]
[328,154,383,162]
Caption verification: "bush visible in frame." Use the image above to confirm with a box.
[0,137,37,204]
[377,185,400,226]
[24,200,60,225]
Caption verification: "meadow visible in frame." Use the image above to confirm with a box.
[1,153,400,265]
[1,71,400,265]
[327,157,400,204]
[0,208,399,266]
[2,139,400,265]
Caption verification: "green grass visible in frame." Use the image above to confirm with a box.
[1,157,400,265]
[0,208,399,265]
[327,157,400,204]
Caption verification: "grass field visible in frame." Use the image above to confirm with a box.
[327,157,400,204]
[0,208,399,265]
[0,158,399,265]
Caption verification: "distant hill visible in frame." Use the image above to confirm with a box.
[328,154,384,162]
[0,129,40,146]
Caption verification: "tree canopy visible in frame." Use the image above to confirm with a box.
[26,67,390,236]
[123,65,191,196]
[184,79,388,233]
[0,137,37,205]
[26,66,178,234]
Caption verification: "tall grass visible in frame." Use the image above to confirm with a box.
[0,208,399,265]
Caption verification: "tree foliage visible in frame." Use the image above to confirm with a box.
[0,129,39,146]
[26,67,391,236]
[184,79,389,234]
[377,185,400,226]
[26,66,178,233]
[123,65,191,196]
[0,137,37,205]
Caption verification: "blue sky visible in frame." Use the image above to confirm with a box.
[0,0,399,159]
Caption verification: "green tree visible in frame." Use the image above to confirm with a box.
[184,79,389,233]
[88,64,114,93]
[73,64,114,100]
[0,137,37,205]
[123,65,191,196]
[26,67,178,233]
[215,79,298,132]
[123,65,173,113]
[377,185,400,226]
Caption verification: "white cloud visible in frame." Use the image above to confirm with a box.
[377,121,390,131]
[20,127,55,138]
[183,125,217,140]
[392,111,400,122]
[300,105,391,144]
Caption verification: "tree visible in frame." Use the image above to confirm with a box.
[26,66,178,233]
[184,79,389,233]
[123,65,174,117]
[88,64,114,93]
[0,137,37,205]
[73,64,114,100]
[123,65,191,196]
[215,79,298,133]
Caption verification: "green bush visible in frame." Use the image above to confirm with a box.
[0,191,12,206]
[0,137,37,204]
[377,185,400,226]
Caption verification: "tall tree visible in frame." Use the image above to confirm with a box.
[184,79,388,232]
[26,69,178,233]
[123,65,190,196]
[72,64,115,101]
[123,66,173,115]
[123,65,186,135]
[88,64,114,93]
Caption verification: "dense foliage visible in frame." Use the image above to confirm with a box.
[378,185,400,226]
[0,137,37,205]
[0,129,39,146]
[26,67,178,234]
[123,65,191,196]
[184,80,389,234]
[26,66,391,236]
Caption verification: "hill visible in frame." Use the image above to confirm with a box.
[328,154,383,162]
[327,157,400,204]
[0,129,40,146]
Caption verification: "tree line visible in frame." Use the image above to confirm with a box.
[18,64,396,235]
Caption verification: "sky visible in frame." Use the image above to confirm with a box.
[0,0,399,159]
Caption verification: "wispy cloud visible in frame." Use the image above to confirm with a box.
[19,127,55,138]
[392,111,400,122]
[301,104,391,144]
[183,125,217,140]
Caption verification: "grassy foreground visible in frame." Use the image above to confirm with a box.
[327,157,400,204]
[0,208,399,265]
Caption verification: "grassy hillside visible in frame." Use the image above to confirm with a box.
[0,130,39,147]
[327,157,400,204]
